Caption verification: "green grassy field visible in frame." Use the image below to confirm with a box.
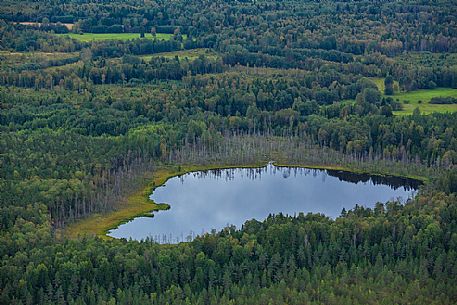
[140,48,219,62]
[60,32,185,41]
[392,88,457,115]
[369,77,400,93]
[369,77,457,115]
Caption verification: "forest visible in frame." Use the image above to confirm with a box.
[0,0,457,304]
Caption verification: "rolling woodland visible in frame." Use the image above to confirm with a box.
[0,0,457,304]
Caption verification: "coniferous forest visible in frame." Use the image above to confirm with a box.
[1,0,457,304]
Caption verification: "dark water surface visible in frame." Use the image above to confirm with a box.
[108,164,419,242]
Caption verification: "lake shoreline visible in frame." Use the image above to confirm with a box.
[62,161,425,240]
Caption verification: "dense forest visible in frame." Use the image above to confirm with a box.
[0,0,457,304]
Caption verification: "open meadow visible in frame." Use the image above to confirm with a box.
[369,77,457,114]
[392,88,457,115]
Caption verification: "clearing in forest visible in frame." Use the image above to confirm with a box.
[392,88,457,115]
[369,77,457,115]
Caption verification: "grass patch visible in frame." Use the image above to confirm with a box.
[368,77,457,115]
[369,77,400,93]
[392,88,457,115]
[60,32,185,42]
[370,77,386,93]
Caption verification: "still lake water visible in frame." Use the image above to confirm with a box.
[108,164,419,242]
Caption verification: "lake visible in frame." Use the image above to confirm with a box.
[108,164,419,242]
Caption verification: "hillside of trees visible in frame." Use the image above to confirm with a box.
[0,0,457,304]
